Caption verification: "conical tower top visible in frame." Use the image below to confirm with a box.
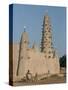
[42,13,51,29]
[32,41,39,51]
[24,26,26,32]
[20,26,29,44]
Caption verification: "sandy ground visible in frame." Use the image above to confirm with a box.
[13,75,66,86]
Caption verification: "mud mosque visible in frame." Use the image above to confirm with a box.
[13,14,60,82]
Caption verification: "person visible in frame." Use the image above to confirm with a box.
[26,70,32,80]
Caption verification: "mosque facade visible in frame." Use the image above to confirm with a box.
[13,14,60,82]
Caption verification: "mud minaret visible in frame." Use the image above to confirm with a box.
[17,26,29,77]
[41,13,60,74]
[41,13,55,58]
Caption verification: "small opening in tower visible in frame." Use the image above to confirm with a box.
[46,27,49,30]
[48,30,50,32]
[48,56,51,58]
[49,51,51,54]
[28,56,31,59]
[44,51,46,53]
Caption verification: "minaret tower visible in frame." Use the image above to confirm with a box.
[41,13,54,58]
[17,26,29,77]
[41,13,60,74]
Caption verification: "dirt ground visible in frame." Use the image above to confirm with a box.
[13,75,66,86]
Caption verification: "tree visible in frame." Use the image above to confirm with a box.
[59,55,66,68]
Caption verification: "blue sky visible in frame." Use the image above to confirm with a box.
[13,4,66,57]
